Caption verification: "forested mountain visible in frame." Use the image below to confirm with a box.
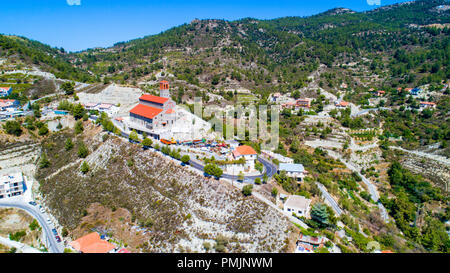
[0,0,449,254]
[67,0,448,96]
[1,0,448,93]
[0,35,95,82]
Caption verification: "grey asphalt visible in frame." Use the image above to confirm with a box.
[189,156,278,182]
[317,183,343,216]
[120,129,278,181]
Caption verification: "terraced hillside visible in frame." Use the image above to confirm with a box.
[0,142,40,177]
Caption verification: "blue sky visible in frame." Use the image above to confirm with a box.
[0,0,409,52]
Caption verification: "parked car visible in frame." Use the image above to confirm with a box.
[52,229,58,235]
[28,201,37,206]
[55,236,61,243]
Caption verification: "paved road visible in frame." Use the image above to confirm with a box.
[189,156,277,181]
[119,127,279,181]
[351,107,390,117]
[0,200,63,253]
[325,150,389,223]
[317,183,343,216]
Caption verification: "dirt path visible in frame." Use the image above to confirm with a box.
[390,146,450,166]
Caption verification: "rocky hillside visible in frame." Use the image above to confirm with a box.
[37,130,295,253]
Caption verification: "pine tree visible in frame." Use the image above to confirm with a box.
[65,138,74,151]
[311,203,330,228]
[77,142,89,158]
[39,153,50,169]
[80,161,89,174]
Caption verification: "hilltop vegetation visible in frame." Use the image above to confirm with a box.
[0,35,95,82]
[67,0,448,96]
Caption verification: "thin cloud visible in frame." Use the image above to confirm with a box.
[367,0,381,5]
[67,0,81,6]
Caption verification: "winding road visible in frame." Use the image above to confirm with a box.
[189,156,277,181]
[119,129,278,181]
[317,183,343,216]
[351,107,391,117]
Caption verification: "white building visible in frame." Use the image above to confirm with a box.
[0,99,20,111]
[284,195,312,217]
[278,163,307,182]
[96,103,119,117]
[0,173,25,199]
[419,101,437,109]
[0,87,12,97]
[127,81,177,137]
[83,103,119,117]
[232,145,257,171]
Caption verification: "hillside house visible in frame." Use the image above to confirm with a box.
[70,232,116,253]
[97,103,118,116]
[296,98,311,109]
[281,101,297,109]
[374,90,385,97]
[419,101,437,109]
[0,173,25,199]
[283,195,311,217]
[278,163,307,182]
[335,100,349,108]
[0,87,12,97]
[232,145,257,170]
[83,102,118,116]
[83,102,98,111]
[0,99,20,111]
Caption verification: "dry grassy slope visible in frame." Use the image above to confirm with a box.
[0,208,43,248]
[39,134,295,252]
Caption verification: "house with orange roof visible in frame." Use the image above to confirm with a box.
[232,145,258,171]
[296,98,311,109]
[374,90,385,97]
[405,88,413,92]
[0,99,20,111]
[335,100,349,108]
[0,87,12,97]
[69,232,116,253]
[419,101,437,109]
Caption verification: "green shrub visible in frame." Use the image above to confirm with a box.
[242,184,253,196]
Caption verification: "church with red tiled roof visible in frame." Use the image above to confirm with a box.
[128,81,176,132]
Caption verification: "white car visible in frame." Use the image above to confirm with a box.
[46,218,52,224]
